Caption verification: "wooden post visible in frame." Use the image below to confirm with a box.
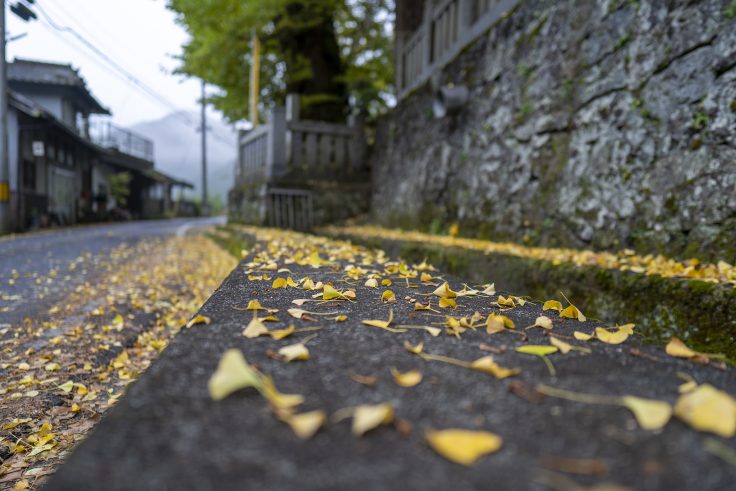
[421,3,433,70]
[348,114,366,172]
[285,94,299,166]
[266,107,286,180]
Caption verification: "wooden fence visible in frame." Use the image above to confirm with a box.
[395,0,519,100]
[235,94,366,186]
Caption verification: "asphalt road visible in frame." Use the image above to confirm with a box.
[0,217,224,327]
[41,231,736,491]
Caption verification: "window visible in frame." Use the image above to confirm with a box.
[22,160,36,191]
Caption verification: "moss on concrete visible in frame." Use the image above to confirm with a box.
[324,231,736,358]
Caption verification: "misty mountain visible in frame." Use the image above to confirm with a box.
[131,110,237,202]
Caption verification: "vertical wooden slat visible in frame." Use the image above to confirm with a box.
[305,133,318,171]
[287,195,294,229]
[291,131,303,172]
[319,134,333,173]
[334,136,346,173]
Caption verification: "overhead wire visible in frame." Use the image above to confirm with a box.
[33,1,235,146]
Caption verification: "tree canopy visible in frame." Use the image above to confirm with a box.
[167,0,394,123]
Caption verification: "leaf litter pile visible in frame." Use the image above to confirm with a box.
[180,226,736,490]
[321,224,736,287]
[0,235,237,490]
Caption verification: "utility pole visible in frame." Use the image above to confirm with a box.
[200,79,208,216]
[249,29,260,127]
[0,0,10,234]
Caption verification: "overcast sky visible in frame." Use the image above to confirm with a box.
[6,0,212,127]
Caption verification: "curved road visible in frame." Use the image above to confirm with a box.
[0,217,225,327]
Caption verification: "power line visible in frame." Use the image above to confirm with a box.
[32,2,235,146]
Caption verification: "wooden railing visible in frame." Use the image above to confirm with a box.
[236,94,366,185]
[395,0,519,100]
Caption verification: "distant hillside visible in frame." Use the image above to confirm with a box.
[131,110,237,202]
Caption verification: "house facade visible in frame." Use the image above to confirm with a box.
[6,58,193,231]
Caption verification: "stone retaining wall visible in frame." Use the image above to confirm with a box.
[372,0,736,262]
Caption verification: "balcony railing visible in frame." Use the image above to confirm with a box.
[89,120,154,162]
[395,0,520,100]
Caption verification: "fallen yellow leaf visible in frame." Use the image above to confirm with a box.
[278,343,310,362]
[433,282,457,298]
[543,300,563,311]
[243,315,269,338]
[283,410,326,439]
[208,349,262,401]
[426,429,502,466]
[404,341,424,354]
[560,304,586,322]
[674,384,736,437]
[352,403,394,436]
[381,290,397,304]
[470,356,520,379]
[364,278,378,288]
[186,314,210,328]
[270,325,295,340]
[391,368,423,387]
[620,396,672,430]
[246,300,264,310]
[438,297,457,309]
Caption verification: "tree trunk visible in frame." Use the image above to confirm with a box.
[276,2,347,122]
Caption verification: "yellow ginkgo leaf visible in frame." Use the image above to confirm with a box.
[272,277,288,289]
[284,410,326,439]
[243,316,269,338]
[278,343,310,362]
[404,341,424,354]
[208,349,262,401]
[438,297,457,309]
[362,309,396,330]
[414,301,432,311]
[352,403,394,436]
[433,282,457,298]
[481,283,496,295]
[486,314,514,334]
[186,314,210,328]
[246,300,264,310]
[426,429,502,466]
[620,396,672,430]
[58,381,74,393]
[533,316,553,329]
[270,325,295,340]
[323,284,344,301]
[665,337,698,359]
[496,295,516,307]
[574,331,593,341]
[549,336,573,354]
[364,278,378,288]
[333,315,348,322]
[420,272,434,283]
[302,278,316,290]
[288,308,308,319]
[260,377,304,411]
[560,304,586,322]
[543,300,563,311]
[595,326,631,345]
[391,368,423,387]
[470,356,520,379]
[516,345,558,356]
[674,384,736,437]
[382,278,392,286]
[381,290,397,304]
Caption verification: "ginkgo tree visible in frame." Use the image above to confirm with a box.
[167,0,394,122]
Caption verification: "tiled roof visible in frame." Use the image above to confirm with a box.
[8,58,110,114]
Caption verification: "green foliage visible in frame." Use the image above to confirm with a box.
[691,111,709,131]
[108,172,131,207]
[167,0,394,122]
[725,0,736,19]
